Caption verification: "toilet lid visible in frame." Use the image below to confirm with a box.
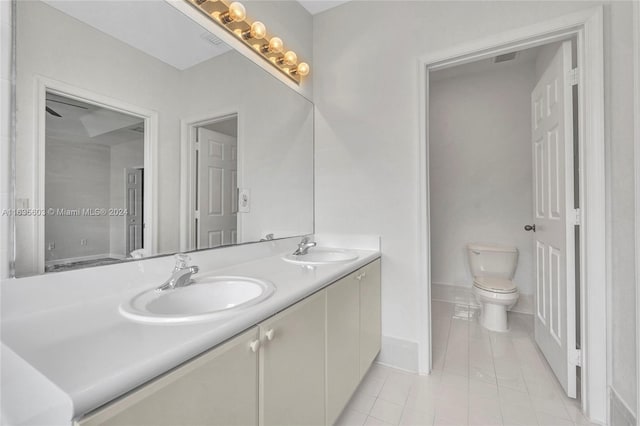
[473,277,517,293]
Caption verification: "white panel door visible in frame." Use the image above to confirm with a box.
[197,128,237,249]
[125,168,143,255]
[531,41,577,398]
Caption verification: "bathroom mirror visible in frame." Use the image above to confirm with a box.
[12,0,314,277]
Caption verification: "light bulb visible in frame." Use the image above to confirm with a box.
[295,62,310,76]
[262,36,283,54]
[221,2,245,23]
[269,37,283,53]
[278,50,297,66]
[242,21,266,40]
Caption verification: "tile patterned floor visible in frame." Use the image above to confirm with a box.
[335,301,598,426]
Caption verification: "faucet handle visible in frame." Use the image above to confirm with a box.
[173,253,191,270]
[300,236,310,245]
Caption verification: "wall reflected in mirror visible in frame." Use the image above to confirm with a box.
[13,0,314,277]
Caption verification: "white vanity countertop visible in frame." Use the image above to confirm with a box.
[0,240,380,426]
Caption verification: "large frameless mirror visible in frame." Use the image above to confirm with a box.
[12,0,313,276]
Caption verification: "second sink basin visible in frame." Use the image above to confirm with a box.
[282,248,359,265]
[120,276,276,324]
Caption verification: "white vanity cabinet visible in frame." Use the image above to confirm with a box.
[74,258,380,426]
[75,327,260,426]
[359,259,382,379]
[326,259,382,424]
[326,269,361,425]
[259,291,326,426]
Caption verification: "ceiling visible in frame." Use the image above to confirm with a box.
[297,0,350,15]
[43,0,231,70]
[46,94,144,147]
[43,0,350,73]
[429,45,545,82]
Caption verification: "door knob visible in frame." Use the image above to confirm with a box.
[524,224,536,232]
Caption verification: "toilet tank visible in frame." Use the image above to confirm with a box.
[466,243,518,279]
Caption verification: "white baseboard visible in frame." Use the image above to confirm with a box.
[432,282,534,315]
[377,335,419,373]
[610,387,636,426]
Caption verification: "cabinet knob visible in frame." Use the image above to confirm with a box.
[249,340,261,352]
[265,328,275,341]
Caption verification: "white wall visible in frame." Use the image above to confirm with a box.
[605,0,637,418]
[429,60,536,297]
[45,140,111,262]
[313,1,636,414]
[179,52,314,243]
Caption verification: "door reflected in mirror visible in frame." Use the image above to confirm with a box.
[195,115,239,249]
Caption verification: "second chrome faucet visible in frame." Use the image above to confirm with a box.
[292,236,316,256]
[157,254,199,292]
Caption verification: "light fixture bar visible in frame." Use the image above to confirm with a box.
[186,0,310,84]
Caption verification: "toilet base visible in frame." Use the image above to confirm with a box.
[472,285,519,332]
[479,303,509,332]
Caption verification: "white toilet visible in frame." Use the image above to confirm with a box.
[467,243,519,332]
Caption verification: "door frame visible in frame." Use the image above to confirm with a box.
[179,110,242,252]
[34,76,158,272]
[124,166,144,256]
[417,6,605,422]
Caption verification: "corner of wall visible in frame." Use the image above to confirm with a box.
[0,0,14,279]
[377,335,419,373]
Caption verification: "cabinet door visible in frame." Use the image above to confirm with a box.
[76,327,259,426]
[260,291,326,426]
[360,259,381,378]
[326,271,360,425]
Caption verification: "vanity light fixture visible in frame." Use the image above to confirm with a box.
[186,0,310,84]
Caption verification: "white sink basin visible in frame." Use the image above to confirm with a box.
[120,276,276,324]
[282,248,359,265]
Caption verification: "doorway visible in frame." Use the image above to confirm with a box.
[417,7,606,422]
[427,38,583,420]
[43,91,147,271]
[182,113,240,251]
[26,77,158,275]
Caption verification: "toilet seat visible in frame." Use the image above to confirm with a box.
[473,277,517,294]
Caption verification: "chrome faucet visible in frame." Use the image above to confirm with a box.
[260,233,275,241]
[156,254,200,292]
[292,236,316,256]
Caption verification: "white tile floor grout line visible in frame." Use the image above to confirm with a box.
[335,300,598,426]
